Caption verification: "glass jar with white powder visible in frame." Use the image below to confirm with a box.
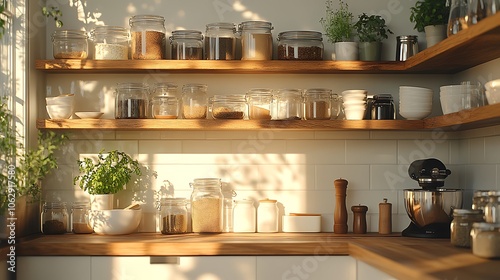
[90,26,129,60]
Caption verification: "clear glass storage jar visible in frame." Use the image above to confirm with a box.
[205,22,237,60]
[471,222,500,258]
[233,199,256,233]
[181,83,208,119]
[52,30,88,59]
[450,209,484,247]
[303,88,332,120]
[71,201,93,234]
[160,198,188,234]
[484,191,500,223]
[90,26,129,60]
[257,199,279,233]
[331,93,342,120]
[41,202,68,234]
[211,95,247,119]
[277,31,323,60]
[247,88,273,120]
[170,30,204,60]
[115,82,149,119]
[190,178,223,233]
[275,89,303,120]
[239,21,273,60]
[151,82,179,98]
[151,96,179,119]
[473,190,491,210]
[129,15,166,59]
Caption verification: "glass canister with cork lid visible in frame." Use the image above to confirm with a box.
[205,22,237,60]
[129,15,166,59]
[239,21,273,60]
[170,30,204,60]
[160,198,188,234]
[90,26,129,60]
[190,178,223,233]
[115,82,149,119]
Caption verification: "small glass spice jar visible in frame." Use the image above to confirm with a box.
[239,21,273,60]
[275,89,303,120]
[41,202,68,234]
[303,88,332,120]
[450,209,484,247]
[484,190,500,223]
[471,222,500,258]
[71,201,93,234]
[181,83,208,119]
[51,30,89,59]
[211,95,247,119]
[160,198,188,234]
[233,199,256,233]
[472,190,491,210]
[277,31,323,60]
[129,15,166,60]
[190,178,223,233]
[90,26,129,60]
[246,89,273,120]
[371,94,395,120]
[115,83,149,119]
[205,22,237,60]
[170,30,204,60]
[151,96,179,119]
[257,199,279,233]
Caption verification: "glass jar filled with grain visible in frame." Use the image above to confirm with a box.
[51,30,88,59]
[115,83,149,119]
[90,26,129,60]
[303,88,332,120]
[151,96,179,119]
[274,89,303,120]
[205,22,237,60]
[239,21,273,60]
[210,95,247,119]
[246,89,273,120]
[450,209,484,247]
[181,83,208,119]
[160,198,188,234]
[71,201,93,234]
[129,15,166,60]
[190,178,223,233]
[277,31,323,60]
[170,30,204,60]
[41,202,68,234]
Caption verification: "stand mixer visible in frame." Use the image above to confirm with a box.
[402,158,463,238]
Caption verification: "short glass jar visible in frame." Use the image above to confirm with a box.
[151,82,179,98]
[257,199,279,233]
[371,94,395,120]
[246,89,273,120]
[472,190,491,210]
[170,30,204,60]
[277,31,323,60]
[71,201,93,234]
[190,178,223,233]
[239,21,273,60]
[181,83,208,119]
[275,89,303,120]
[115,83,149,119]
[233,199,256,233]
[484,190,500,223]
[90,26,129,60]
[129,15,166,59]
[450,209,484,247]
[41,202,68,234]
[211,95,247,119]
[303,88,332,120]
[52,30,88,59]
[205,22,237,60]
[151,96,179,119]
[471,222,500,258]
[160,198,188,234]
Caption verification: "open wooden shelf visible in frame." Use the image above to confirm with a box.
[35,13,500,75]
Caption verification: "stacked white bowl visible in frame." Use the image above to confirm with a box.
[485,78,500,105]
[46,94,75,119]
[399,86,433,120]
[341,90,367,120]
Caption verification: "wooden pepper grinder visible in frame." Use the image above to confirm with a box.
[334,178,348,233]
[378,198,392,234]
[351,204,368,234]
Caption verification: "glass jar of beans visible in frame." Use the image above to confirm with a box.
[277,31,323,60]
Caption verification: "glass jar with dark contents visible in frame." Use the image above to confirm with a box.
[277,31,323,60]
[160,198,188,234]
[205,22,237,60]
[211,95,247,119]
[371,94,395,120]
[170,30,204,60]
[41,202,68,234]
[115,83,149,119]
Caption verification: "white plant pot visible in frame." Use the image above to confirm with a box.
[90,194,114,210]
[424,25,446,48]
[333,42,359,61]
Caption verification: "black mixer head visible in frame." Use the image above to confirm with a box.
[408,158,451,189]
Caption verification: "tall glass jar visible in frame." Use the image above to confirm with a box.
[71,201,93,234]
[257,199,279,233]
[450,209,484,247]
[211,95,247,119]
[277,31,323,60]
[129,15,166,59]
[51,30,88,59]
[484,191,500,223]
[275,89,303,120]
[41,202,68,234]
[233,199,256,233]
[90,26,129,60]
[303,88,332,120]
[160,198,188,234]
[170,30,204,60]
[181,83,208,119]
[448,0,469,36]
[190,178,223,233]
[205,22,237,60]
[247,89,273,120]
[115,83,149,119]
[239,21,273,60]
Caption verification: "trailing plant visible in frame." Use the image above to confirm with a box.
[354,13,393,42]
[409,0,450,32]
[320,0,355,43]
[0,3,63,39]
[74,150,142,195]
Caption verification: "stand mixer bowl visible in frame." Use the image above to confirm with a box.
[404,188,463,227]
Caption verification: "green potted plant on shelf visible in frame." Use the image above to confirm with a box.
[73,149,142,210]
[409,0,449,48]
[320,0,358,61]
[354,13,393,61]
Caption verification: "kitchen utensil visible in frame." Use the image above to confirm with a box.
[395,35,418,61]
[378,198,392,234]
[351,205,368,234]
[334,178,348,233]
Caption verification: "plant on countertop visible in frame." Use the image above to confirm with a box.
[73,150,142,195]
[354,13,393,42]
[320,0,355,43]
[409,0,450,32]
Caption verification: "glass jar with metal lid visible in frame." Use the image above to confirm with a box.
[51,30,88,59]
[211,95,247,119]
[472,190,491,210]
[484,190,500,223]
[181,83,208,119]
[190,178,223,233]
[246,88,273,120]
[303,88,332,120]
[71,201,93,234]
[170,30,204,60]
[90,26,129,60]
[277,31,323,60]
[129,15,166,60]
[205,22,237,60]
[471,222,500,258]
[115,82,149,119]
[160,198,188,234]
[275,89,303,120]
[41,201,68,234]
[239,21,273,60]
[450,209,484,247]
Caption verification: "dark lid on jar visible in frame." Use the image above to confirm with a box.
[277,31,323,41]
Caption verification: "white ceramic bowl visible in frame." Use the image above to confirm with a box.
[89,209,142,235]
[45,94,75,106]
[46,105,73,119]
[341,94,367,101]
[75,111,104,119]
[485,79,500,91]
[343,100,367,106]
[344,107,366,120]
[440,95,467,114]
[399,86,433,93]
[485,90,500,105]
[399,109,432,120]
[341,89,367,95]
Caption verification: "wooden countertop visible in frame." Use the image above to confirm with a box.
[10,233,500,280]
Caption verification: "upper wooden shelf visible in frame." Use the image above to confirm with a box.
[35,13,500,75]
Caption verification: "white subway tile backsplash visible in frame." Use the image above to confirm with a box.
[470,138,485,163]
[465,164,497,190]
[315,130,370,140]
[315,165,370,191]
[346,190,398,215]
[286,140,346,164]
[346,140,397,164]
[66,130,116,140]
[160,130,206,139]
[485,136,500,164]
[397,139,449,164]
[370,131,426,140]
[370,165,413,191]
[116,131,161,139]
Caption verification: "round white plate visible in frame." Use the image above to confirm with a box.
[74,111,104,119]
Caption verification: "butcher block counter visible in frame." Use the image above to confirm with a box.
[11,233,500,280]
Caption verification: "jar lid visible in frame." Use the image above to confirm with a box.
[472,222,500,231]
[90,26,129,37]
[487,190,500,196]
[276,89,302,98]
[239,21,273,31]
[129,15,165,25]
[206,22,236,32]
[115,82,148,91]
[373,94,393,101]
[43,201,67,208]
[277,31,323,41]
[259,198,277,203]
[182,83,208,93]
[52,30,88,40]
[304,88,332,98]
[160,197,187,205]
[192,178,222,187]
[235,199,254,205]
[453,209,483,215]
[171,30,203,40]
[152,95,178,102]
[397,35,418,41]
[211,94,246,102]
[473,190,491,197]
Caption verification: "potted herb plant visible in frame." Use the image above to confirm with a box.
[409,0,450,48]
[320,0,358,61]
[73,149,142,210]
[354,13,393,61]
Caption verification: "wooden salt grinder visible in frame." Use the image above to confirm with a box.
[378,198,392,234]
[334,178,348,233]
[351,204,368,234]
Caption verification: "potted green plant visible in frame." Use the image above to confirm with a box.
[320,0,358,60]
[354,13,393,61]
[409,0,449,48]
[73,149,142,210]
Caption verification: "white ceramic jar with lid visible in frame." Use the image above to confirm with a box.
[239,21,273,60]
[233,199,256,232]
[90,26,129,60]
[257,198,279,232]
